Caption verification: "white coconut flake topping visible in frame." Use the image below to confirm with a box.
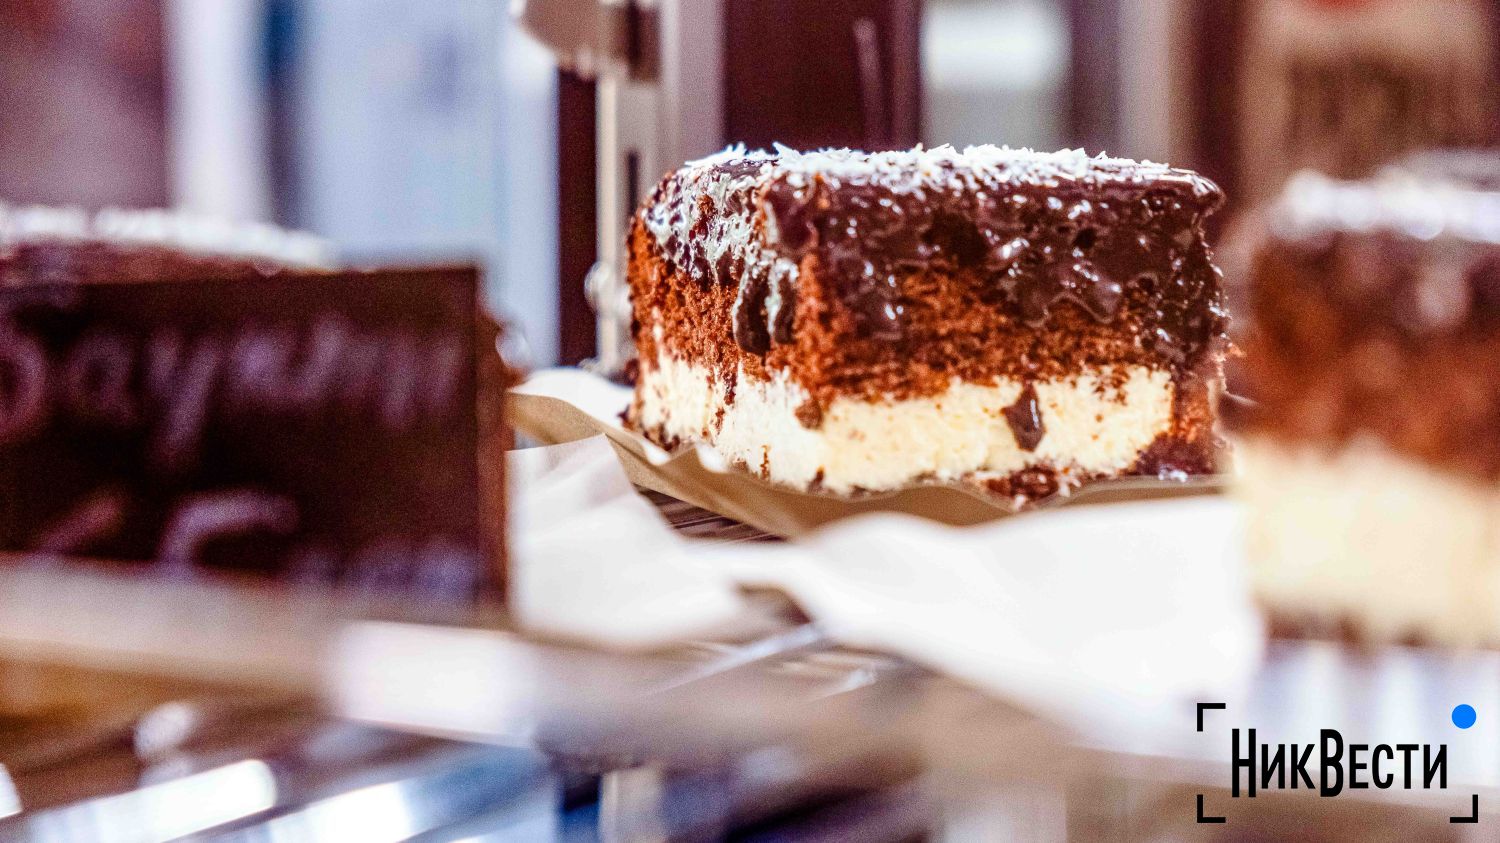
[1273,169,1500,245]
[0,201,336,267]
[680,143,1216,195]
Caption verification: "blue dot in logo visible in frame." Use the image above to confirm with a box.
[1453,704,1477,729]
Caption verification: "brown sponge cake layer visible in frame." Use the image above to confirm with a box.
[628,236,1222,473]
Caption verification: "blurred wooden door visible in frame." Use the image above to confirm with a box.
[724,0,921,152]
[1189,0,1500,211]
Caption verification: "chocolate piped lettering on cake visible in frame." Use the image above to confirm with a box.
[1003,382,1046,451]
[638,146,1226,363]
[0,268,489,593]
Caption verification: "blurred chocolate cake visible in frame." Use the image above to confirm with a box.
[0,202,512,588]
[1234,168,1500,644]
[625,146,1229,504]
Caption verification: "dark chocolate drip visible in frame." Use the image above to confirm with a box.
[763,179,819,251]
[645,152,1225,361]
[1130,434,1217,480]
[1003,382,1045,451]
[759,168,1224,359]
[733,275,772,354]
[770,268,797,344]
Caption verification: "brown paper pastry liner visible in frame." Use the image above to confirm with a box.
[509,370,1223,538]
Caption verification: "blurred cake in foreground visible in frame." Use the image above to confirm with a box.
[1235,169,1500,644]
[625,145,1228,503]
[0,201,513,587]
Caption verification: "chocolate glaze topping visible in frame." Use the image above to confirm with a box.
[1266,171,1500,335]
[1002,382,1045,451]
[640,145,1226,365]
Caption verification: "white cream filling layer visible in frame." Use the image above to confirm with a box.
[1239,438,1500,645]
[636,353,1176,494]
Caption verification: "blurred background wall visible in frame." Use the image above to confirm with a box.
[2,0,1498,366]
[0,0,171,208]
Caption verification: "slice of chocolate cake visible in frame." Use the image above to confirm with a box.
[1234,169,1500,645]
[625,146,1228,503]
